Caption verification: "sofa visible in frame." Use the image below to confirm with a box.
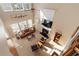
[16,27,35,39]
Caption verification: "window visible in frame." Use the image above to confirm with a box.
[0,3,32,12]
[23,3,32,10]
[40,9,55,22]
[11,23,20,33]
[0,3,12,12]
[19,21,28,30]
[27,19,32,27]
[11,3,23,11]
[40,10,47,22]
[10,19,33,33]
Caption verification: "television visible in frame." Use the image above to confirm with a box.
[40,32,49,39]
[42,28,48,34]
[42,19,53,28]
[40,28,49,39]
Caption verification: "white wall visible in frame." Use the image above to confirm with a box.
[33,3,79,48]
[0,19,11,56]
[0,10,34,37]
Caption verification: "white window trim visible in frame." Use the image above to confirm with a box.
[0,3,32,12]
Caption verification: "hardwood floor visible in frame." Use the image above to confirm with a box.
[7,39,19,56]
[9,47,19,56]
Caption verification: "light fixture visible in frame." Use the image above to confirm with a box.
[12,14,27,18]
